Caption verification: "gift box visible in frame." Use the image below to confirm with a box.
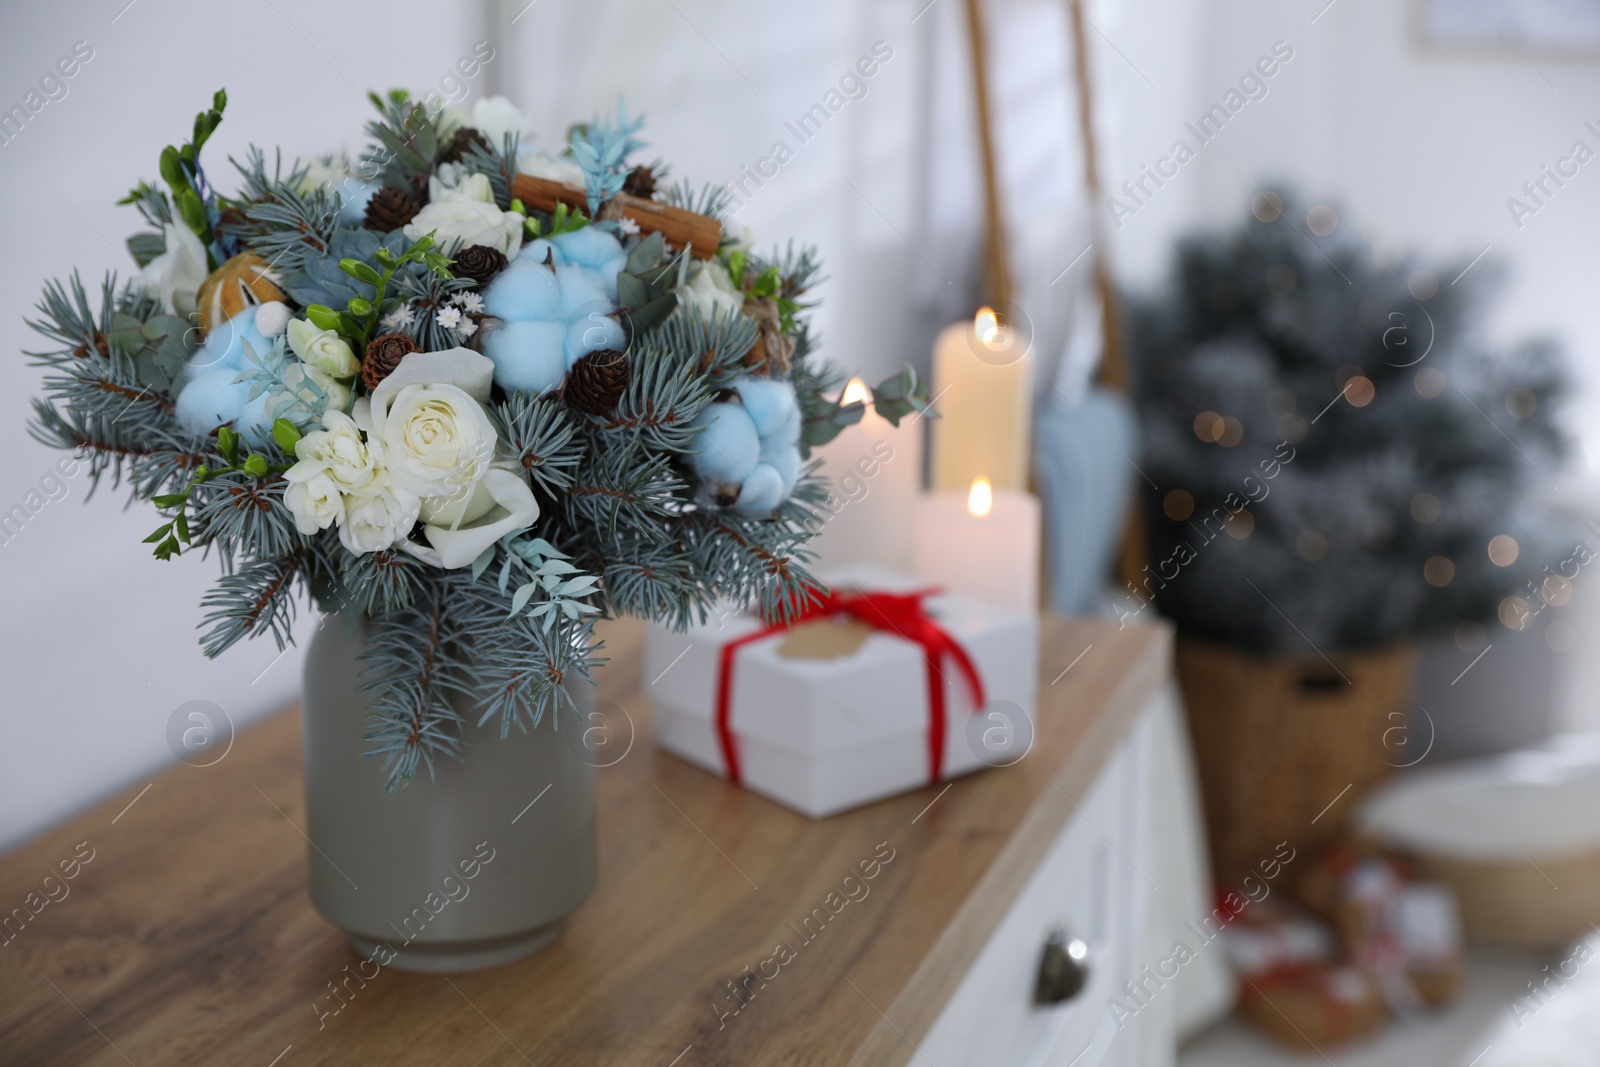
[646,565,1038,818]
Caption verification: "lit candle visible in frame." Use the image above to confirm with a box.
[914,477,1041,614]
[809,377,924,571]
[929,308,1032,492]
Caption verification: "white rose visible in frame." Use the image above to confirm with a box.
[355,348,539,568]
[680,260,745,322]
[137,222,210,319]
[471,96,530,145]
[339,479,422,555]
[404,173,523,260]
[286,319,360,379]
[286,409,376,493]
[283,470,344,535]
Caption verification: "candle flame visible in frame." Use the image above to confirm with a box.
[974,307,1006,349]
[967,477,993,518]
[842,377,871,405]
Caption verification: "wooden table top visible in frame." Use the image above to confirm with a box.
[0,615,1169,1067]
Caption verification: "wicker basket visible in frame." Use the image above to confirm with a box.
[1175,637,1417,889]
[1409,851,1600,950]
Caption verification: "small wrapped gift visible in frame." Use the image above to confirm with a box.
[1238,965,1388,1050]
[646,565,1038,817]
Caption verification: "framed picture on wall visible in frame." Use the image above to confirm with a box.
[1420,0,1600,56]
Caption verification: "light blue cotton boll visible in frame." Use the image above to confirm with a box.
[738,378,800,447]
[484,257,563,322]
[732,463,786,516]
[555,263,614,318]
[483,320,569,395]
[339,180,381,227]
[173,309,276,442]
[552,227,623,272]
[563,311,626,366]
[688,403,761,485]
[764,442,802,496]
[521,237,559,267]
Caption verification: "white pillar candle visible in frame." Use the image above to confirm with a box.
[914,478,1041,614]
[810,378,924,572]
[929,308,1032,493]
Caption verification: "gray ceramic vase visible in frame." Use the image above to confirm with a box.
[301,616,597,973]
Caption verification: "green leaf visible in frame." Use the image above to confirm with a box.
[616,272,648,309]
[242,454,269,478]
[217,426,239,466]
[272,418,303,455]
[626,231,666,275]
[510,583,537,616]
[174,511,190,543]
[470,545,496,581]
[143,522,173,543]
[159,145,186,194]
[151,492,188,508]
[624,292,677,336]
[339,258,383,286]
[177,188,207,235]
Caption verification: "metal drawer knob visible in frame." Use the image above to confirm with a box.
[1033,929,1090,1005]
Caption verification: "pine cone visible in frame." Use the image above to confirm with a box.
[452,244,508,287]
[364,187,419,232]
[439,126,491,165]
[622,164,657,200]
[564,349,630,415]
[363,333,419,391]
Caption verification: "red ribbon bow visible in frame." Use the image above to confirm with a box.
[714,588,986,786]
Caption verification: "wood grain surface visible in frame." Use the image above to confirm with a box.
[0,615,1167,1067]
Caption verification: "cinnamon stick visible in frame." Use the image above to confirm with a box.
[511,175,721,259]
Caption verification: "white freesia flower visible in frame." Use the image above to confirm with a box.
[470,96,530,144]
[287,410,377,493]
[339,478,422,555]
[355,348,539,568]
[679,260,745,321]
[283,470,344,536]
[137,222,209,319]
[286,319,360,379]
[403,172,523,259]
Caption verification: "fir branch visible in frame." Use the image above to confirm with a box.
[563,442,686,540]
[460,131,520,211]
[198,555,301,657]
[336,548,431,618]
[592,340,710,452]
[490,394,582,494]
[660,178,732,223]
[360,579,472,791]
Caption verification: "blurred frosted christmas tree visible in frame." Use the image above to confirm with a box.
[1127,190,1570,654]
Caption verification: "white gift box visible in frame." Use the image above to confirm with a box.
[646,565,1038,818]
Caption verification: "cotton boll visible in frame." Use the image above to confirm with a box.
[688,402,761,485]
[484,258,563,322]
[732,463,786,516]
[556,264,614,318]
[482,320,569,395]
[175,371,254,438]
[552,227,624,273]
[765,442,802,496]
[563,310,626,365]
[738,378,800,446]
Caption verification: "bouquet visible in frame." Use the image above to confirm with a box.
[27,89,928,789]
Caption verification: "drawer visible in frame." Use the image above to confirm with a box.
[917,717,1149,1067]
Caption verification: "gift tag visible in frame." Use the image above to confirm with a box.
[775,618,875,660]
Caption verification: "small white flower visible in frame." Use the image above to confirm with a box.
[452,291,485,313]
[379,303,415,332]
[404,172,523,259]
[436,306,464,330]
[288,409,377,494]
[456,319,478,339]
[617,217,641,236]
